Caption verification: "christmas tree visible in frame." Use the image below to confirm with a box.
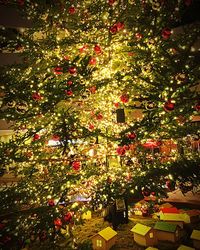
[0,0,199,248]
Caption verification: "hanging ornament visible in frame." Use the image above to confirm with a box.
[48,199,55,206]
[116,146,126,156]
[89,86,96,94]
[145,101,157,110]
[184,0,192,6]
[162,28,171,39]
[72,161,81,171]
[135,32,143,40]
[16,102,28,113]
[120,94,129,103]
[127,132,136,139]
[114,102,119,108]
[54,218,62,227]
[65,89,73,96]
[94,44,102,54]
[108,0,116,5]
[164,99,175,112]
[79,44,88,53]
[149,0,163,11]
[54,67,63,75]
[195,101,200,111]
[110,22,124,34]
[67,80,73,86]
[6,100,16,108]
[88,123,95,130]
[68,6,76,14]
[68,66,77,75]
[64,212,73,222]
[175,73,187,84]
[32,92,42,101]
[33,133,40,141]
[89,57,97,65]
[88,148,97,157]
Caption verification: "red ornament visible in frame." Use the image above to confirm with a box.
[68,66,77,75]
[108,0,116,5]
[33,133,40,141]
[120,94,129,103]
[64,212,73,222]
[79,44,88,53]
[135,32,143,40]
[116,22,124,30]
[0,223,5,230]
[110,22,124,34]
[52,134,60,141]
[89,86,96,94]
[127,132,136,139]
[63,55,70,60]
[65,90,73,96]
[54,218,62,227]
[32,92,42,101]
[142,140,160,149]
[48,199,55,206]
[67,80,73,86]
[195,101,200,111]
[116,146,126,156]
[184,0,192,6]
[72,161,81,171]
[162,28,171,39]
[89,123,95,130]
[110,24,118,34]
[96,113,103,120]
[17,0,25,6]
[89,57,97,65]
[94,45,102,54]
[68,6,76,14]
[54,67,63,75]
[114,102,119,108]
[164,100,175,111]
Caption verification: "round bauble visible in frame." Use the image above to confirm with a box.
[164,100,175,112]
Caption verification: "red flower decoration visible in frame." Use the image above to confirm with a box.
[120,94,129,103]
[127,132,136,139]
[68,6,76,14]
[64,212,73,222]
[94,45,102,54]
[72,161,81,171]
[32,92,42,101]
[114,102,119,108]
[33,133,40,141]
[89,86,96,94]
[54,67,63,75]
[68,66,77,75]
[65,90,73,96]
[116,146,126,156]
[48,199,55,206]
[164,100,175,112]
[89,57,97,65]
[162,28,171,39]
[142,140,160,149]
[54,218,62,227]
